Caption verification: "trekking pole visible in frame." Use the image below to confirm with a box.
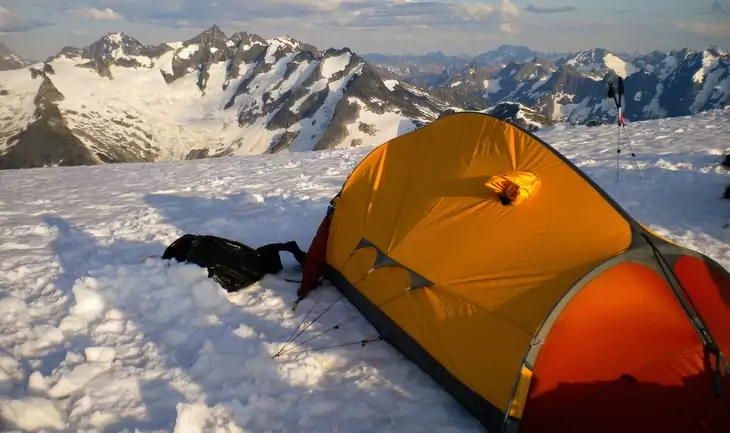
[620,121,642,178]
[616,111,621,182]
[607,81,622,181]
[607,77,642,181]
[616,77,642,178]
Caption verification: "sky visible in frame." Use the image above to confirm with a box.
[0,0,728,60]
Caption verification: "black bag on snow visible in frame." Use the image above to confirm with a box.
[162,234,307,292]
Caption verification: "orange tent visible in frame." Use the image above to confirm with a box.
[296,112,730,432]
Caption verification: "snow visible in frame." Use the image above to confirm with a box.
[320,52,352,79]
[659,54,679,80]
[565,50,639,80]
[343,97,418,147]
[645,82,669,118]
[604,52,638,77]
[177,44,199,61]
[1,109,729,432]
[693,51,720,84]
[269,59,318,103]
[107,33,123,45]
[690,60,726,113]
[0,397,67,430]
[550,91,598,123]
[288,63,365,152]
[483,77,501,94]
[0,68,40,152]
[530,75,550,91]
[383,79,399,91]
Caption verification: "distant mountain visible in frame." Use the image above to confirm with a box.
[0,43,31,71]
[0,26,449,169]
[482,102,555,132]
[421,46,730,125]
[472,44,568,69]
[365,45,570,87]
[362,51,471,77]
[362,51,472,90]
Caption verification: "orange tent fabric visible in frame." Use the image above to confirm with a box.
[301,112,730,432]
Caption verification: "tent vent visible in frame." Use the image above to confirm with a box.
[485,171,540,206]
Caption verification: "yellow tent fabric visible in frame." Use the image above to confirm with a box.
[326,112,631,413]
[310,111,730,433]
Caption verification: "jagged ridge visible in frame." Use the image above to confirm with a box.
[0,26,449,170]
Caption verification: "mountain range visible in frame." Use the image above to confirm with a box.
[0,26,447,169]
[367,44,729,124]
[0,28,728,170]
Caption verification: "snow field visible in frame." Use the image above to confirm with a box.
[0,109,729,432]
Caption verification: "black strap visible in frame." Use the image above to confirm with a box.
[256,241,307,274]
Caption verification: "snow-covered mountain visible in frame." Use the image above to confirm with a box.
[0,43,31,71]
[0,109,728,432]
[472,44,567,69]
[365,45,566,88]
[362,51,470,78]
[424,47,730,125]
[0,26,448,169]
[482,102,554,132]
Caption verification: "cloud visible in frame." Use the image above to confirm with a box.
[500,0,520,18]
[710,1,728,14]
[525,4,576,14]
[670,21,730,38]
[0,6,15,28]
[261,0,523,33]
[47,0,520,33]
[454,3,495,21]
[500,22,517,33]
[68,7,125,20]
[499,0,520,33]
[0,5,52,32]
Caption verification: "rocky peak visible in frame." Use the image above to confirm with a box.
[186,25,228,48]
[227,31,267,49]
[0,42,31,71]
[82,32,147,61]
[161,26,239,90]
[273,36,318,55]
[707,45,728,57]
[55,46,83,60]
[473,44,537,68]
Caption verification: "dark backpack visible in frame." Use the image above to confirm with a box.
[162,234,307,292]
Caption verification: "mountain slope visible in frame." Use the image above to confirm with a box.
[0,27,448,169]
[482,102,554,131]
[0,109,728,432]
[0,43,31,71]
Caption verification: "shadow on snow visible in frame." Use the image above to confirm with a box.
[28,191,479,432]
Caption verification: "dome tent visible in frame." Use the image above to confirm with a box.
[295,111,730,433]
